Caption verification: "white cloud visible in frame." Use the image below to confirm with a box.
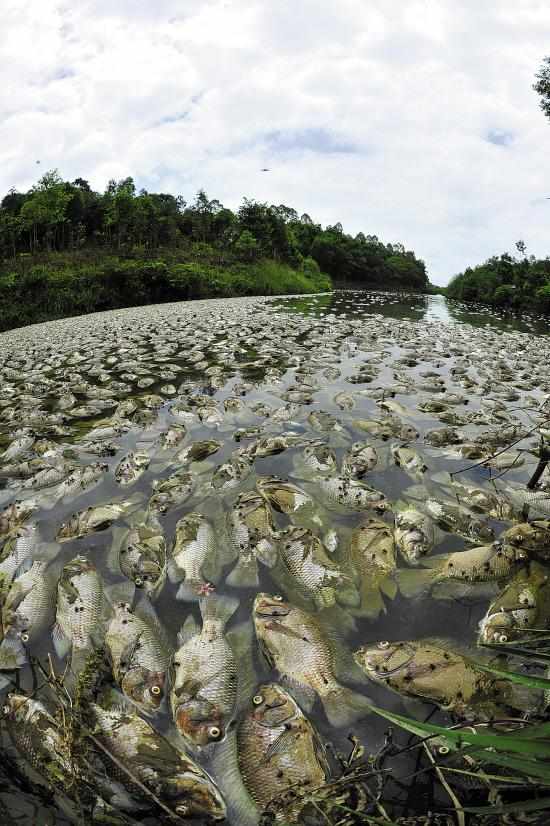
[1,0,550,284]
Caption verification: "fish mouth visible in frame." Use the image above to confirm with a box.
[253,594,290,618]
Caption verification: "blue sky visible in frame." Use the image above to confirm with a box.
[2,0,550,285]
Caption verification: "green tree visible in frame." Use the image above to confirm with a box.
[534,57,550,120]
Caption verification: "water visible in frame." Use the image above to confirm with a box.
[0,290,549,824]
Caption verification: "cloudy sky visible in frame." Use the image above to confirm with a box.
[2,0,550,284]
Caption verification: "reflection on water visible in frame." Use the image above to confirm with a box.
[279,290,550,336]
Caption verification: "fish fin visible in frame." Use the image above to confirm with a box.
[106,526,126,575]
[121,493,146,513]
[104,579,136,609]
[255,538,278,568]
[402,484,429,503]
[133,597,164,637]
[313,588,337,610]
[227,621,257,711]
[0,635,27,669]
[175,581,202,602]
[431,471,453,488]
[335,581,361,609]
[395,567,436,599]
[226,558,259,589]
[321,685,371,728]
[34,541,60,564]
[52,622,71,660]
[125,508,149,527]
[280,675,316,713]
[177,614,199,647]
[199,593,239,628]
[353,583,387,620]
[208,728,260,826]
[166,558,182,584]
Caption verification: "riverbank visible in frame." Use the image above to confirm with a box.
[0,250,331,332]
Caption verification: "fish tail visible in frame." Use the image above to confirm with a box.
[395,567,437,599]
[352,572,397,618]
[175,580,203,602]
[199,593,239,628]
[226,558,259,589]
[321,684,371,728]
[208,728,259,826]
[335,581,361,609]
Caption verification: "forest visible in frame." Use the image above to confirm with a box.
[0,171,428,331]
[446,245,550,313]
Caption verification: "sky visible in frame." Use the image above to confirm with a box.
[1,1,550,285]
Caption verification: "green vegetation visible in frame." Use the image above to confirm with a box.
[446,245,550,314]
[0,171,428,331]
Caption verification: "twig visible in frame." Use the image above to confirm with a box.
[422,742,465,826]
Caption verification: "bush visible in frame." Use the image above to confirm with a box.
[0,250,332,332]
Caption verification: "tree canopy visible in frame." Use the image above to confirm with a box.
[0,170,428,291]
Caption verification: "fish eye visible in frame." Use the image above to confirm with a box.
[499,634,508,643]
[151,685,161,696]
[2,704,10,715]
[273,594,284,602]
[21,632,29,643]
[252,694,263,706]
[378,641,390,649]
[208,726,222,740]
[135,577,144,587]
[438,745,450,755]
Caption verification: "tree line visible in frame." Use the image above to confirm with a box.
[0,171,428,290]
[446,244,550,313]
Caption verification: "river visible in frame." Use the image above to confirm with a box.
[0,290,549,824]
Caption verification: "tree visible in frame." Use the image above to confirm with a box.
[515,240,527,257]
[20,170,71,251]
[534,57,550,120]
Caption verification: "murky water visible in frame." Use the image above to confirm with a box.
[0,290,549,824]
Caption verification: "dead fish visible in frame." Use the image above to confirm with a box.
[275,526,359,610]
[424,499,495,543]
[169,512,218,600]
[211,449,253,492]
[227,491,277,588]
[342,442,378,478]
[478,562,550,645]
[171,595,238,748]
[394,506,436,565]
[354,638,536,721]
[253,593,369,727]
[0,500,38,537]
[149,470,194,514]
[237,683,330,819]
[90,693,227,821]
[177,440,222,465]
[2,559,56,645]
[106,600,171,714]
[391,445,427,476]
[114,450,150,486]
[317,476,387,511]
[397,541,527,599]
[57,500,138,541]
[52,556,105,661]
[114,513,166,597]
[349,518,397,618]
[256,476,315,515]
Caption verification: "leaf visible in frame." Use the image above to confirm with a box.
[367,705,550,759]
[463,796,550,814]
[470,750,550,782]
[480,642,550,663]
[473,660,550,690]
